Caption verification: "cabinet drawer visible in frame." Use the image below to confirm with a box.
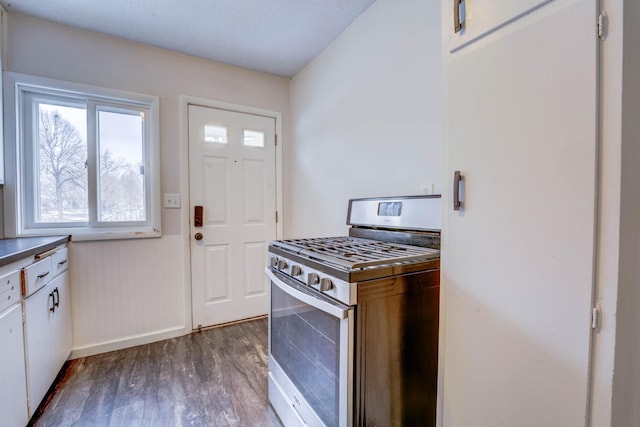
[23,257,53,297]
[0,271,20,313]
[52,247,69,276]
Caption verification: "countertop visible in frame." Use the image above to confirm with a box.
[0,236,71,268]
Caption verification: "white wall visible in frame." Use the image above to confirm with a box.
[5,13,291,356]
[290,0,442,237]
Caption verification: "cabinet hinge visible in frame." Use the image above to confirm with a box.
[275,211,279,223]
[598,12,608,41]
[591,304,602,331]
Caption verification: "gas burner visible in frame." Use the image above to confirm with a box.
[270,236,439,271]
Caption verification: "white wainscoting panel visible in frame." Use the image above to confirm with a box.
[69,235,186,358]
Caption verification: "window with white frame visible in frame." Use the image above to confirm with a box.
[5,73,161,240]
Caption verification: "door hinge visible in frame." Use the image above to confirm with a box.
[275,134,278,146]
[598,12,608,41]
[275,211,279,223]
[591,304,602,331]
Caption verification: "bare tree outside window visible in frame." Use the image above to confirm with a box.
[99,149,145,222]
[14,79,159,237]
[98,110,145,222]
[35,105,146,224]
[37,107,88,222]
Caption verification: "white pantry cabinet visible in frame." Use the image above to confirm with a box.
[440,0,598,426]
[23,246,71,417]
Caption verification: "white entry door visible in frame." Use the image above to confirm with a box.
[189,104,276,328]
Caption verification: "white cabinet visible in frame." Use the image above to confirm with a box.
[50,272,71,383]
[0,270,20,313]
[445,0,552,51]
[51,247,69,277]
[23,257,53,296]
[0,303,28,427]
[441,0,598,426]
[23,246,71,417]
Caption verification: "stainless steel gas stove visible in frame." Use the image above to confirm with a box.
[266,195,441,427]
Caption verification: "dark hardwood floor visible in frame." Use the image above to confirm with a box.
[31,318,283,427]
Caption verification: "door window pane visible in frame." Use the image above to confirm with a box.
[204,125,228,143]
[98,109,145,222]
[243,129,265,147]
[36,103,88,223]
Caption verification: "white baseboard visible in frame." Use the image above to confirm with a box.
[70,325,190,359]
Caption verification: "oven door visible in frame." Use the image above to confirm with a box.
[266,267,353,427]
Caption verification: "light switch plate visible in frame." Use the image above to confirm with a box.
[164,193,181,209]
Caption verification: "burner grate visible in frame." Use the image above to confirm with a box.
[271,237,439,270]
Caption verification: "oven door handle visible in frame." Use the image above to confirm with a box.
[265,268,350,319]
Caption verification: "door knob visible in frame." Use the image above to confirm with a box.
[194,232,204,241]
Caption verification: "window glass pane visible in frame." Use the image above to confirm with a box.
[36,103,88,223]
[243,129,265,147]
[204,125,227,143]
[98,109,145,222]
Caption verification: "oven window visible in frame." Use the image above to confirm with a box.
[271,282,340,427]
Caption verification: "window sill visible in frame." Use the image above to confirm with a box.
[15,227,161,242]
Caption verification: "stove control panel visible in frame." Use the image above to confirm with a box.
[267,255,355,305]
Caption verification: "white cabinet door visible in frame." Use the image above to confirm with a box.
[50,271,72,374]
[24,282,56,415]
[441,1,597,426]
[0,304,28,427]
[445,0,552,51]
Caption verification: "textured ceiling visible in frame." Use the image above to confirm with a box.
[0,0,376,77]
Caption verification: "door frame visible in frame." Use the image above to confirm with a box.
[179,95,284,331]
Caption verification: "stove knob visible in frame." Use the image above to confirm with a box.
[277,259,288,270]
[291,265,302,277]
[319,278,333,291]
[270,257,279,268]
[308,273,320,286]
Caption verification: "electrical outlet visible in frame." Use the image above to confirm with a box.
[164,193,181,208]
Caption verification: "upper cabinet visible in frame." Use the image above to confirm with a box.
[446,0,553,51]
